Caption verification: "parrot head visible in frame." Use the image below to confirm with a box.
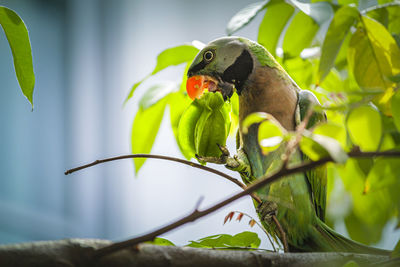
[186,37,256,100]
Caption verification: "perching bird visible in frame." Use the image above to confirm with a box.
[185,36,389,254]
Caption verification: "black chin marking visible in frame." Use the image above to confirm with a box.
[222,49,253,95]
[187,60,207,77]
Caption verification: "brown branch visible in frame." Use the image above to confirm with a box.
[66,154,286,250]
[65,154,244,189]
[0,239,390,267]
[65,153,265,204]
[92,149,400,258]
[272,215,288,253]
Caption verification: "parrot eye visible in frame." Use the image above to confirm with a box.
[203,50,214,62]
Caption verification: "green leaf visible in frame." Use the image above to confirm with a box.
[152,45,199,75]
[339,159,391,244]
[194,93,230,158]
[177,99,203,159]
[288,0,333,26]
[258,1,294,57]
[387,6,400,46]
[391,90,400,132]
[125,44,199,102]
[282,11,319,58]
[318,5,359,83]
[186,231,260,248]
[365,5,389,27]
[346,105,382,151]
[347,15,400,114]
[226,1,269,36]
[389,74,400,83]
[282,57,314,89]
[178,92,231,159]
[169,92,192,157]
[344,210,385,245]
[230,231,261,248]
[300,132,348,163]
[318,69,344,93]
[313,122,347,150]
[258,120,285,154]
[241,112,269,134]
[0,6,35,108]
[366,158,400,194]
[146,237,175,246]
[186,234,232,248]
[131,99,167,173]
[139,82,179,110]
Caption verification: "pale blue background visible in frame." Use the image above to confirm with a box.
[0,0,397,250]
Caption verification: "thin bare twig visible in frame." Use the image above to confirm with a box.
[65,153,264,204]
[65,154,244,189]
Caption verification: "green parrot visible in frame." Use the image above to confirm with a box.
[185,36,389,255]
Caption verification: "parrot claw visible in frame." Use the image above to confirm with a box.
[195,153,227,165]
[257,201,278,224]
[217,144,230,157]
[195,144,231,165]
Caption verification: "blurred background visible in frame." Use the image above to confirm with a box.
[0,0,398,250]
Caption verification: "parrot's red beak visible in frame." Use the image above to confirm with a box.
[186,75,219,100]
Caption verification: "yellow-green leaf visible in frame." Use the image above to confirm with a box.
[194,93,230,158]
[242,112,269,134]
[139,82,179,110]
[152,45,199,75]
[318,5,359,83]
[131,99,167,173]
[125,44,198,102]
[0,6,35,108]
[258,1,294,56]
[186,231,260,248]
[178,92,230,160]
[300,132,348,163]
[146,237,175,246]
[258,120,285,154]
[289,0,333,26]
[169,92,192,156]
[347,15,400,114]
[346,105,382,151]
[226,1,269,36]
[177,100,204,159]
[313,122,347,150]
[282,11,319,58]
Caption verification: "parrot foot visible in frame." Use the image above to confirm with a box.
[257,201,278,224]
[195,144,230,165]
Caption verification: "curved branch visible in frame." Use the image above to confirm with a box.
[92,149,400,258]
[65,154,286,249]
[65,154,244,189]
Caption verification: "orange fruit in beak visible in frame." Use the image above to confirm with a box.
[186,76,205,100]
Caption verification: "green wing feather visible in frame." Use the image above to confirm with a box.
[297,90,327,221]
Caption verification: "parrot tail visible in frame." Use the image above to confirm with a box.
[314,218,391,256]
